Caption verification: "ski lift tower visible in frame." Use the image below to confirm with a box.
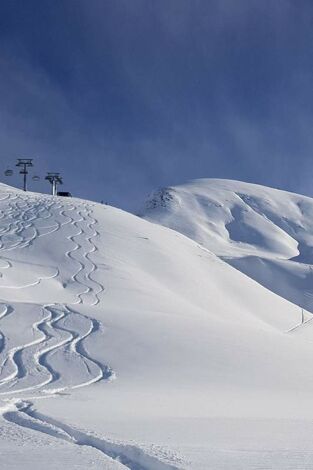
[45,172,63,196]
[16,158,33,191]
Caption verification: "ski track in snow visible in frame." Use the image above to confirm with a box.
[2,400,180,470]
[0,304,113,395]
[64,205,106,306]
[0,190,176,470]
[0,192,111,394]
[0,195,114,395]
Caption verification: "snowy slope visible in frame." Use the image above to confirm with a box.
[142,178,313,313]
[1,181,313,469]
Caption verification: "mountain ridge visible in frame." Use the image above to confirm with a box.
[142,178,313,314]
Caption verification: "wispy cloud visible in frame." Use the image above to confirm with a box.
[1,0,313,209]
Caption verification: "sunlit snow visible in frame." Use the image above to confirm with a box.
[1,179,313,469]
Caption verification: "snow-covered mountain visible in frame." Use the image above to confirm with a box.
[143,179,313,315]
[1,179,313,469]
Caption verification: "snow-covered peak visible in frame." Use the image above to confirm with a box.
[143,178,313,258]
[142,178,313,313]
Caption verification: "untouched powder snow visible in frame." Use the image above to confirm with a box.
[1,180,313,469]
[142,178,313,313]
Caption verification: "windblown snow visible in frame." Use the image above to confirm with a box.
[2,179,313,469]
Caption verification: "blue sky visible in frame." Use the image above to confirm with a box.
[1,0,313,210]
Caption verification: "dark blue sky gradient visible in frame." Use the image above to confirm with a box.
[1,0,313,210]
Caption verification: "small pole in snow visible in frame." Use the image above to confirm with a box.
[302,308,304,324]
[16,158,33,191]
[45,172,63,196]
